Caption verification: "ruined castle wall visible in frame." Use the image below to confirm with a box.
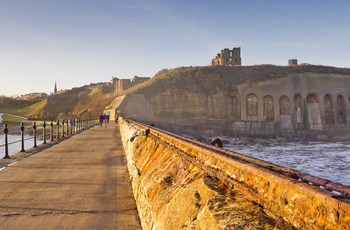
[212,48,241,66]
[119,118,350,229]
[116,79,131,93]
[131,76,150,86]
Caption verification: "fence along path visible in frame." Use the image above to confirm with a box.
[0,123,141,229]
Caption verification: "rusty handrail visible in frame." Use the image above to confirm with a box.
[2,118,98,158]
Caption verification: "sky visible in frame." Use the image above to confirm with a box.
[1,0,350,96]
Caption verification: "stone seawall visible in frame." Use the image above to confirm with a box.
[119,118,350,229]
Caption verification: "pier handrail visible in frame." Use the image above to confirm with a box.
[1,118,98,159]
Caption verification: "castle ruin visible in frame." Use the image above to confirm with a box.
[212,47,241,66]
[288,59,298,66]
[111,76,150,93]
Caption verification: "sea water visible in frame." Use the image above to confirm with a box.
[0,134,34,156]
[226,141,350,186]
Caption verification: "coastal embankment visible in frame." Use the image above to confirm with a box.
[119,118,350,229]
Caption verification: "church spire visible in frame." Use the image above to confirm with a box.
[54,82,57,94]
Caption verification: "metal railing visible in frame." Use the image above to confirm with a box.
[1,118,98,159]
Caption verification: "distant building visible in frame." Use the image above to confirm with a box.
[131,76,151,86]
[212,47,241,66]
[18,92,48,100]
[288,59,298,66]
[111,76,150,93]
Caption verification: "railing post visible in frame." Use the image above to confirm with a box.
[70,119,73,134]
[20,123,25,152]
[50,121,54,141]
[33,122,37,148]
[66,119,69,136]
[77,119,80,131]
[57,120,60,139]
[43,121,47,144]
[72,119,75,133]
[3,124,10,159]
[62,119,65,137]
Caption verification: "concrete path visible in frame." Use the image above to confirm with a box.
[0,123,141,229]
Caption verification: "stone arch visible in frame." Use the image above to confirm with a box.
[294,94,303,128]
[231,96,241,119]
[246,93,258,120]
[324,94,334,124]
[336,95,347,124]
[263,95,274,121]
[306,93,322,130]
[306,93,318,103]
[279,95,290,115]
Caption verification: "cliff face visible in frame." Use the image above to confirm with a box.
[42,83,116,120]
[110,65,350,140]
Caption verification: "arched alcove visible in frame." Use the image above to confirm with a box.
[306,93,318,103]
[324,94,334,124]
[294,94,303,128]
[306,93,322,130]
[231,96,241,119]
[279,95,290,115]
[336,95,347,124]
[263,95,274,121]
[246,93,258,120]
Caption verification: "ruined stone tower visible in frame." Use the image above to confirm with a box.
[212,47,241,66]
[54,82,57,94]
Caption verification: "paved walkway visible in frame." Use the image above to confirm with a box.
[0,123,141,229]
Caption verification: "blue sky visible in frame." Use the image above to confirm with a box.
[1,0,350,96]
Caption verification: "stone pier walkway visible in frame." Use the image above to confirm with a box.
[0,123,141,229]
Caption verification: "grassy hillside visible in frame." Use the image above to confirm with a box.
[0,95,42,109]
[1,98,50,123]
[126,64,350,97]
[0,82,116,121]
[43,83,116,120]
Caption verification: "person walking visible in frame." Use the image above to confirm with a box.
[103,113,108,127]
[99,113,104,127]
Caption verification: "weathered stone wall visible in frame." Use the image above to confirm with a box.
[119,118,350,229]
[113,71,350,140]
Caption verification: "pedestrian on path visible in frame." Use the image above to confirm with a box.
[103,113,108,127]
[99,113,104,127]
